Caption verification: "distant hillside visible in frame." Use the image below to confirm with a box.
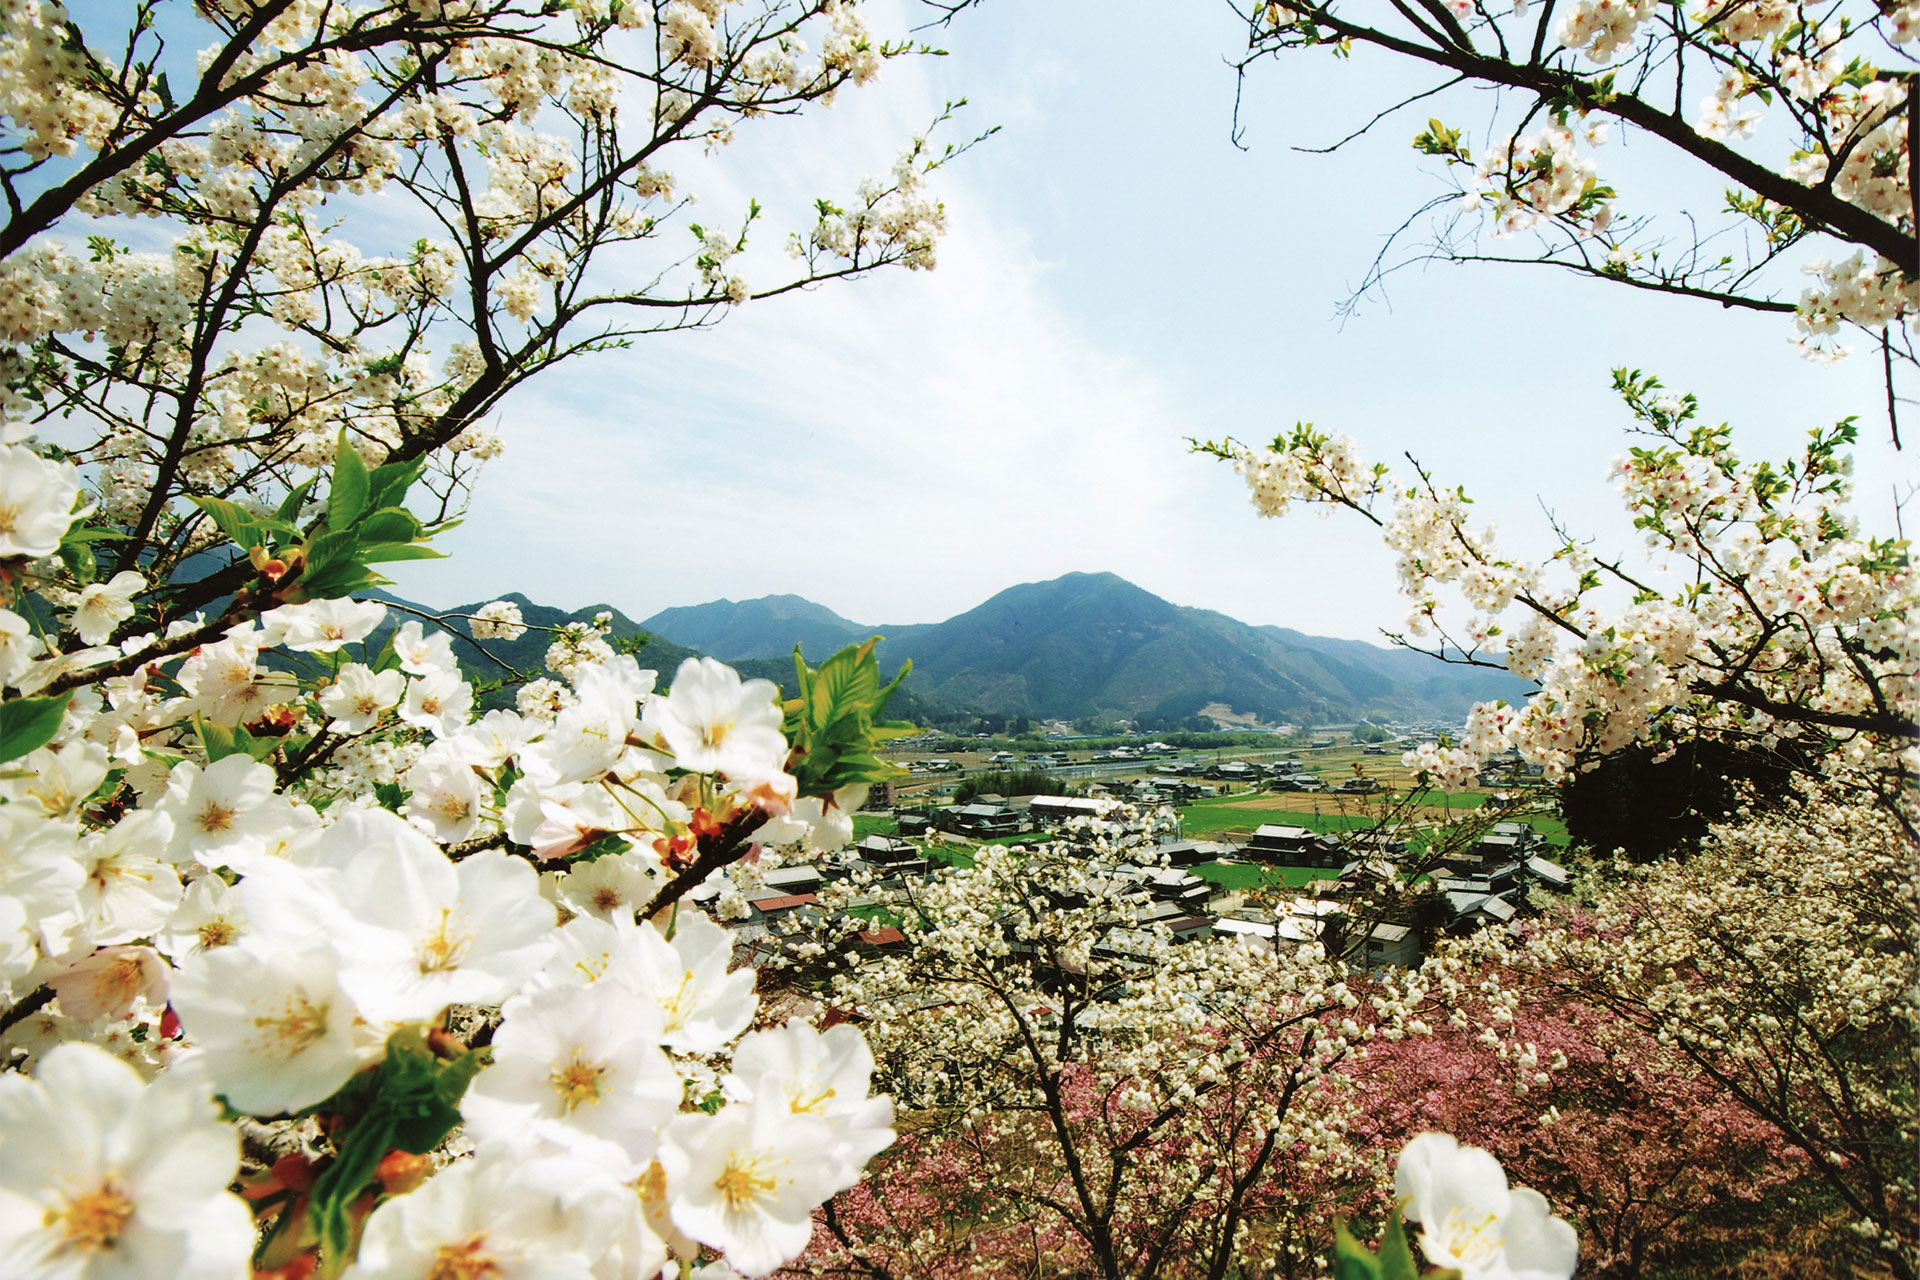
[645,573,1531,725]
[364,590,950,724]
[870,572,1527,723]
[355,573,1525,727]
[364,591,699,703]
[641,594,868,662]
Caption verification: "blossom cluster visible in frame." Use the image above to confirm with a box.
[794,807,1447,1277]
[0,438,897,1279]
[1463,120,1613,239]
[1242,0,1914,364]
[0,0,960,627]
[1215,376,1917,789]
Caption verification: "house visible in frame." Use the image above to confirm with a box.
[856,834,920,863]
[744,892,821,929]
[1344,830,1409,860]
[1524,855,1572,892]
[1444,891,1518,933]
[1029,795,1119,825]
[1152,839,1233,867]
[1246,824,1343,867]
[1138,866,1212,908]
[1214,916,1277,942]
[1135,900,1193,928]
[935,803,1021,837]
[1161,915,1215,943]
[760,864,823,895]
[1359,922,1420,970]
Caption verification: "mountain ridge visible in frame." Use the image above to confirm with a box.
[642,571,1529,726]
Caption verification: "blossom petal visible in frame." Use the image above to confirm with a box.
[1498,1188,1579,1280]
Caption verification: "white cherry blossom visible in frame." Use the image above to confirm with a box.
[0,1043,252,1280]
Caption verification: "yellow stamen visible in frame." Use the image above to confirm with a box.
[197,918,237,949]
[714,1158,777,1212]
[426,1235,502,1280]
[549,1050,607,1111]
[1431,1205,1505,1269]
[252,990,328,1054]
[49,1182,135,1253]
[416,909,471,974]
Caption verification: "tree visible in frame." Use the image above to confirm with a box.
[1352,967,1816,1277]
[1,0,979,630]
[1472,792,1920,1276]
[0,2,969,1275]
[790,809,1437,1280]
[1203,375,1916,836]
[1227,0,1915,442]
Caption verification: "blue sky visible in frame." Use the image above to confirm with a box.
[388,0,1911,641]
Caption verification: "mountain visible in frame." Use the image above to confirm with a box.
[640,595,869,662]
[361,590,954,724]
[643,573,1530,726]
[363,590,701,701]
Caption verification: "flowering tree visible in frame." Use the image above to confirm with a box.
[1,446,918,1278]
[1353,929,1813,1275]
[1204,374,1917,828]
[786,810,1443,1280]
[1226,0,1915,437]
[1,0,969,616]
[0,0,972,1274]
[1450,792,1919,1277]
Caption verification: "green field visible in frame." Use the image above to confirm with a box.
[1177,801,1381,839]
[1190,860,1327,890]
[1177,793,1572,849]
[925,843,977,868]
[852,814,899,839]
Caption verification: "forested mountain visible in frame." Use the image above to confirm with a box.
[642,572,1530,725]
[640,594,870,662]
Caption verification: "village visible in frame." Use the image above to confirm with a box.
[725,729,1571,982]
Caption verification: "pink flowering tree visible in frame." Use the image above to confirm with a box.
[1353,929,1811,1276]
[1423,792,1919,1277]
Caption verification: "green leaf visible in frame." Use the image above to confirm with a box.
[191,497,297,551]
[363,457,426,515]
[195,715,240,762]
[0,695,71,763]
[58,535,96,584]
[1378,1206,1423,1280]
[57,525,130,544]
[782,639,913,796]
[570,832,634,863]
[356,507,424,544]
[308,1106,394,1278]
[353,542,446,565]
[328,431,370,529]
[275,478,316,524]
[1331,1220,1383,1280]
[306,1029,484,1279]
[303,529,360,577]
